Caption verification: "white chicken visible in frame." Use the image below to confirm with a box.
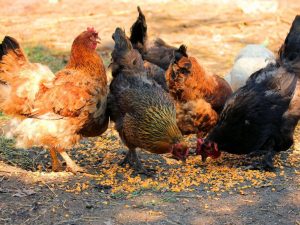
[225,44,275,91]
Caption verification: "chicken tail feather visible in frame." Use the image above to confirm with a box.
[279,15,300,74]
[130,6,147,47]
[0,36,28,83]
[0,36,26,61]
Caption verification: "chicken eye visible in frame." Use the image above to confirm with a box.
[179,67,190,75]
[171,70,177,80]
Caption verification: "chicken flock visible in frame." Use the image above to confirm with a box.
[0,7,299,175]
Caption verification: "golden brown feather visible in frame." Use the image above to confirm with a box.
[0,28,108,173]
[109,28,188,174]
[166,45,232,136]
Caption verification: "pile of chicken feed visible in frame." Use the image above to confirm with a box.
[64,125,300,196]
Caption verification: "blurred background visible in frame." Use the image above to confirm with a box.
[0,2,299,224]
[0,0,299,76]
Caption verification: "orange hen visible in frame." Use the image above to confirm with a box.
[166,45,232,137]
[0,27,108,173]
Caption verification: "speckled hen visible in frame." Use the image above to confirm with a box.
[108,28,188,174]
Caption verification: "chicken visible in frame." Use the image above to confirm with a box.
[196,15,300,171]
[0,27,108,173]
[225,44,276,91]
[130,6,177,71]
[165,45,232,136]
[129,6,170,91]
[143,61,169,91]
[108,28,188,174]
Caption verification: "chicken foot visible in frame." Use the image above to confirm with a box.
[59,151,86,174]
[242,149,277,171]
[119,148,155,176]
[246,150,266,158]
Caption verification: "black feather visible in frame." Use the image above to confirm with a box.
[0,36,23,61]
[174,45,188,63]
[3,36,20,51]
[279,15,300,74]
[0,44,4,60]
[0,36,20,60]
[208,63,297,154]
[207,16,300,157]
[0,36,24,86]
[130,6,147,46]
[129,7,177,71]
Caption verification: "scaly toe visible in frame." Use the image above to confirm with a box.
[66,165,87,174]
[52,164,63,172]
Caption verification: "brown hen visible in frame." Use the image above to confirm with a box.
[0,27,108,173]
[166,45,232,137]
[108,28,188,174]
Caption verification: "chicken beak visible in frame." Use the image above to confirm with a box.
[96,36,101,44]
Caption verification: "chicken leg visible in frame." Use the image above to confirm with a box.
[119,148,154,176]
[243,141,277,172]
[261,150,277,171]
[256,139,277,171]
[49,148,62,172]
[59,151,86,174]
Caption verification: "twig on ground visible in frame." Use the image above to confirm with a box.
[0,170,23,174]
[1,158,18,167]
[42,181,58,197]
[81,216,103,221]
[173,194,202,199]
[21,217,35,225]
[165,218,182,225]
[62,200,68,209]
[54,218,82,225]
[30,215,42,224]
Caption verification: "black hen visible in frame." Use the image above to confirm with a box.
[108,28,188,174]
[196,15,300,171]
[130,6,147,53]
[130,6,177,71]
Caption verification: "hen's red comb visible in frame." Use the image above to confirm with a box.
[87,27,96,33]
[197,138,205,146]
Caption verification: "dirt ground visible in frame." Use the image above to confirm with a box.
[0,0,300,225]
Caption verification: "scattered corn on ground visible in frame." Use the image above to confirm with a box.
[9,123,294,197]
[0,116,299,198]
[89,128,298,195]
